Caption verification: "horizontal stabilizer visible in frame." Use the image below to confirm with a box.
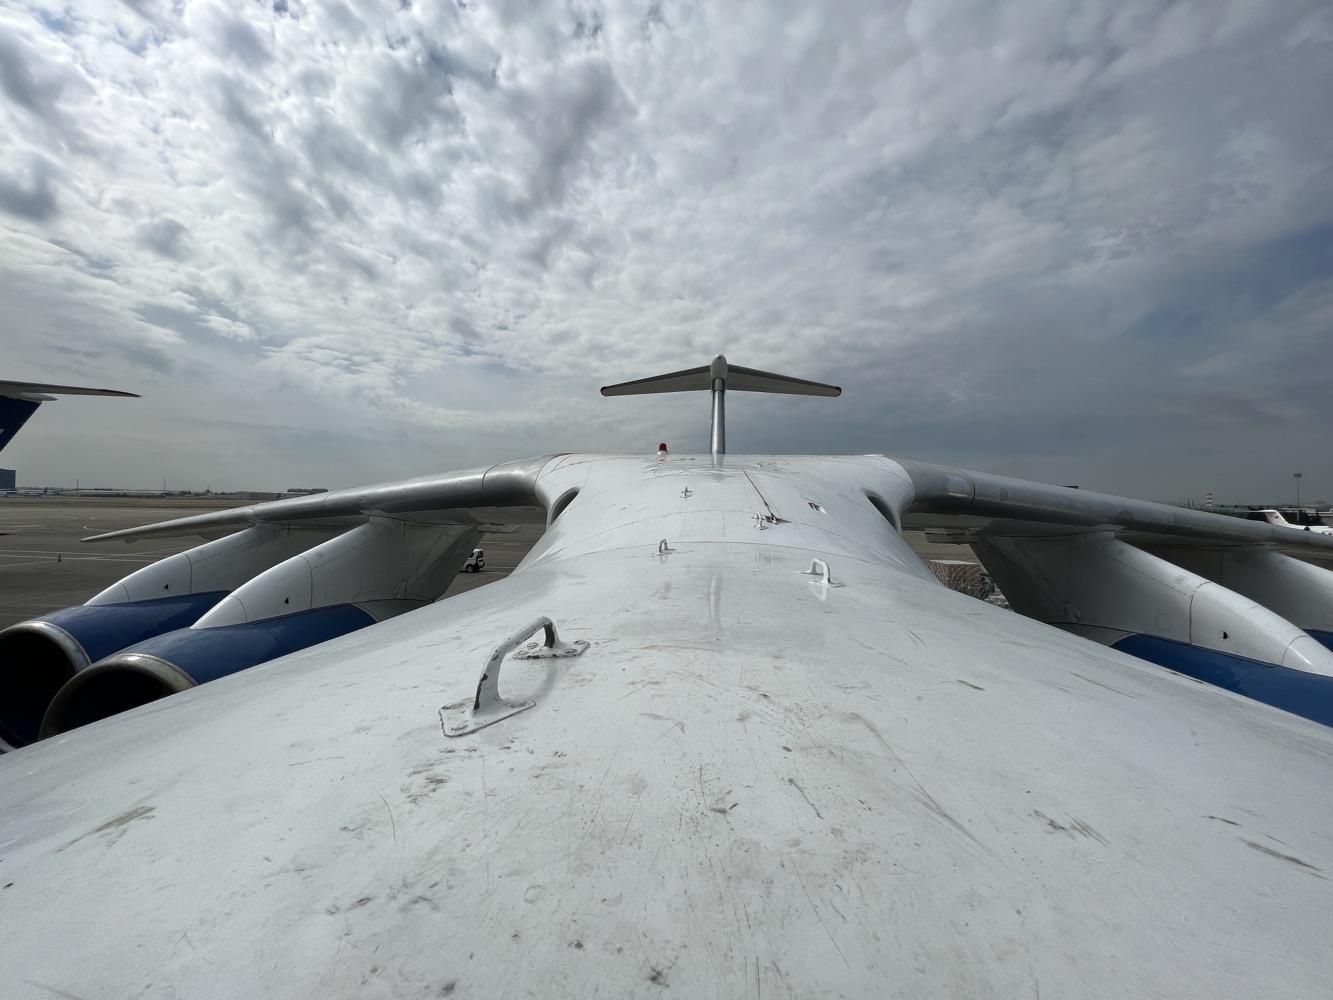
[723,364,841,396]
[601,356,840,397]
[0,381,139,401]
[602,355,839,455]
[600,364,713,396]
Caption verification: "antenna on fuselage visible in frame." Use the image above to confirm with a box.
[600,355,840,456]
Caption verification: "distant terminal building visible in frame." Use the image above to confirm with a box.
[0,469,14,492]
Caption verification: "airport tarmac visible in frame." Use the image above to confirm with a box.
[0,498,976,629]
[0,500,240,630]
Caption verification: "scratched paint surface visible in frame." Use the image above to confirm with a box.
[2,455,1332,998]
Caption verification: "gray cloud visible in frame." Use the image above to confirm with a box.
[119,342,176,375]
[0,156,58,220]
[136,217,190,259]
[354,45,462,150]
[0,33,66,119]
[220,15,273,67]
[513,58,629,218]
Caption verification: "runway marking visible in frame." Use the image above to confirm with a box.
[0,555,161,567]
[0,547,177,558]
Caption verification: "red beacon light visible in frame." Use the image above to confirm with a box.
[657,442,669,456]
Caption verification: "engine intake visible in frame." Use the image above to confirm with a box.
[40,604,377,738]
[0,524,346,751]
[32,516,482,741]
[0,592,226,749]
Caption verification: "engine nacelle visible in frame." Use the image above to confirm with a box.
[1138,544,1333,651]
[0,524,343,750]
[0,592,225,749]
[37,517,481,739]
[972,531,1333,727]
[39,604,378,739]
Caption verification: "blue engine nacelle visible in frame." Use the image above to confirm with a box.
[0,592,227,749]
[33,516,483,741]
[39,604,377,740]
[973,532,1333,730]
[0,524,349,751]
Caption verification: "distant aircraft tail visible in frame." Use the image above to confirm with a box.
[0,381,139,455]
[0,397,42,453]
[601,355,839,455]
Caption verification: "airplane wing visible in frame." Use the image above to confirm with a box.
[0,379,138,453]
[3,366,1333,995]
[74,455,554,542]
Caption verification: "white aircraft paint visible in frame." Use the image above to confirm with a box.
[3,453,1332,996]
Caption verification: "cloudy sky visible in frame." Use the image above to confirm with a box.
[2,0,1331,503]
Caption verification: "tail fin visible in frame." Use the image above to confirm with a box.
[0,381,139,454]
[601,355,839,454]
[0,397,41,453]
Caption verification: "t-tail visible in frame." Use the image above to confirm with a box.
[600,355,840,455]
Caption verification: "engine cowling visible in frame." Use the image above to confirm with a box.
[36,517,481,739]
[0,592,225,749]
[1137,544,1333,652]
[39,604,378,739]
[971,530,1333,727]
[0,524,342,750]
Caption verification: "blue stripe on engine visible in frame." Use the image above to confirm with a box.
[1112,633,1333,730]
[36,592,231,662]
[116,604,377,685]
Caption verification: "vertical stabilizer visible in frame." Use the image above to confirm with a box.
[0,398,42,453]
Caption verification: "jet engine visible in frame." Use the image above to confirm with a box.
[37,516,481,740]
[968,530,1333,727]
[0,523,341,750]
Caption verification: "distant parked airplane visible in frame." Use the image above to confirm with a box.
[0,380,138,453]
[1244,508,1333,535]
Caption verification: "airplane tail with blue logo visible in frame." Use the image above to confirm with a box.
[0,381,138,454]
